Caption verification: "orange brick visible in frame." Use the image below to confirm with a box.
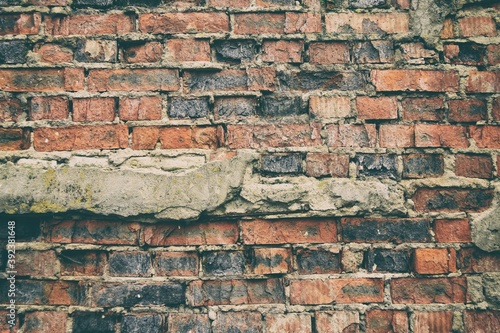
[413,312,452,333]
[469,126,500,148]
[357,96,398,120]
[34,44,73,63]
[415,124,468,148]
[366,310,408,333]
[379,125,415,148]
[458,16,497,37]
[22,312,67,333]
[30,96,69,120]
[234,13,285,34]
[72,98,115,122]
[305,153,349,177]
[326,13,409,34]
[285,13,322,33]
[372,70,459,92]
[309,42,349,64]
[131,126,160,150]
[247,67,276,91]
[0,68,83,92]
[0,97,22,122]
[316,312,360,333]
[123,42,163,63]
[119,96,162,121]
[251,248,291,275]
[139,13,229,34]
[45,14,134,35]
[262,40,303,63]
[466,71,500,93]
[266,314,311,333]
[434,219,472,243]
[391,277,466,304]
[166,39,210,62]
[327,124,377,148]
[413,248,457,274]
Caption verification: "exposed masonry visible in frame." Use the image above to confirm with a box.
[0,0,499,331]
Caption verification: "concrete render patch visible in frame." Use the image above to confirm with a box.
[471,182,500,253]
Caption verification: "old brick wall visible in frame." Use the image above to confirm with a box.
[0,0,499,331]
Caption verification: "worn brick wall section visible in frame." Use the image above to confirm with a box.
[0,0,499,331]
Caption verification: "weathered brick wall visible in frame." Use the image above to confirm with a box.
[0,0,499,331]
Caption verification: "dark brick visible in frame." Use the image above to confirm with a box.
[0,40,29,64]
[260,95,304,117]
[92,283,185,307]
[121,315,163,333]
[341,218,431,243]
[202,251,245,276]
[251,248,290,274]
[261,154,303,175]
[215,97,256,118]
[168,314,211,333]
[0,218,40,241]
[155,252,198,276]
[402,97,445,121]
[355,154,398,179]
[366,249,409,272]
[60,250,107,276]
[214,40,258,62]
[444,43,486,65]
[278,71,368,91]
[0,280,84,305]
[353,41,394,63]
[184,70,247,92]
[0,97,22,122]
[458,248,500,273]
[109,251,151,277]
[0,128,30,150]
[350,0,385,8]
[448,99,487,123]
[117,0,162,5]
[465,311,500,333]
[413,188,494,212]
[168,97,209,119]
[72,312,117,333]
[214,312,262,333]
[403,154,444,179]
[257,0,294,5]
[73,0,113,7]
[296,248,340,274]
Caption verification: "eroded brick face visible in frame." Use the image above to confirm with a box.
[0,0,499,331]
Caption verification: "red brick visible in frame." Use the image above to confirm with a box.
[266,314,311,333]
[493,98,500,121]
[455,154,493,179]
[168,314,210,333]
[72,98,115,122]
[415,124,468,148]
[0,13,41,35]
[34,43,73,63]
[119,96,162,121]
[413,312,452,333]
[326,13,409,34]
[371,70,459,92]
[488,44,500,65]
[285,13,322,33]
[466,71,500,93]
[366,310,408,333]
[316,312,360,333]
[379,125,415,148]
[123,42,163,63]
[34,125,128,151]
[88,69,179,92]
[354,41,394,63]
[76,39,117,63]
[0,310,17,331]
[444,43,485,66]
[458,16,497,37]
[434,219,471,243]
[309,96,351,119]
[131,126,160,150]
[448,99,487,123]
[214,312,262,333]
[22,312,67,333]
[242,219,337,245]
[412,188,493,213]
[400,42,438,64]
[234,13,285,34]
[208,0,249,6]
[255,0,293,6]
[29,96,68,121]
[166,39,210,62]
[262,40,303,63]
[0,68,83,92]
[464,311,500,333]
[144,221,238,246]
[226,123,323,149]
[390,277,466,304]
[469,125,500,148]
[0,97,22,122]
[309,42,350,64]
[139,13,229,34]
[251,248,291,275]
[290,278,384,304]
[189,279,284,306]
[59,250,107,276]
[327,124,377,148]
[16,250,57,278]
[413,248,457,274]
[401,97,444,121]
[356,96,397,120]
[45,14,134,35]
[160,126,219,149]
[21,281,82,305]
[305,153,349,177]
[0,128,30,151]
[247,67,276,91]
[154,252,198,276]
[459,248,500,273]
[47,220,140,245]
[441,18,454,39]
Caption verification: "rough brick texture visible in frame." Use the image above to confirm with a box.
[0,0,499,331]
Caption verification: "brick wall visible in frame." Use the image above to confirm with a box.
[0,0,499,332]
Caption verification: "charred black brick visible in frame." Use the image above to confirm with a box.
[356,154,398,179]
[73,0,113,7]
[122,315,163,333]
[0,40,29,64]
[261,154,303,175]
[0,280,84,305]
[73,312,117,333]
[109,252,151,277]
[215,97,256,118]
[214,40,258,62]
[92,283,185,307]
[202,251,245,276]
[403,154,444,179]
[341,218,431,243]
[0,218,40,241]
[185,70,247,92]
[445,43,486,65]
[296,248,340,274]
[260,95,304,117]
[278,71,368,91]
[366,249,409,272]
[116,0,162,5]
[350,0,385,8]
[168,97,209,118]
[155,253,197,275]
